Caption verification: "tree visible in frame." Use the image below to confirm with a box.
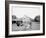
[34,15,40,22]
[12,15,17,19]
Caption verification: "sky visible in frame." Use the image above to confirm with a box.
[11,4,40,19]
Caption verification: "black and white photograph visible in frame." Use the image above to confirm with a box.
[5,1,45,37]
[12,4,40,31]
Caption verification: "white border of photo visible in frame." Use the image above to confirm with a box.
[9,4,43,35]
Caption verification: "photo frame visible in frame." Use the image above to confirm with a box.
[5,1,45,37]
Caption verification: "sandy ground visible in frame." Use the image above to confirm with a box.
[12,21,40,31]
[32,22,40,30]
